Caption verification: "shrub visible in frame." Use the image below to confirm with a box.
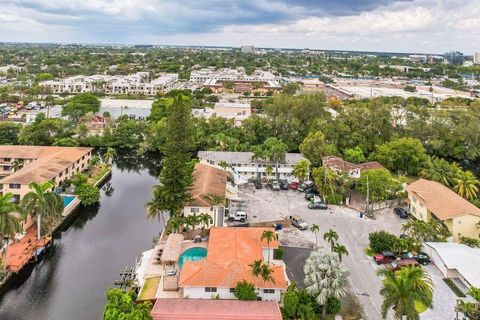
[326,296,342,314]
[71,173,88,188]
[443,278,466,297]
[234,280,257,300]
[368,231,398,253]
[340,291,364,320]
[326,193,343,205]
[282,290,299,319]
[274,248,284,260]
[75,184,100,206]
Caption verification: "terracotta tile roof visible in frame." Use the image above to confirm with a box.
[188,163,227,207]
[0,146,92,185]
[406,179,480,220]
[151,298,282,320]
[179,227,286,289]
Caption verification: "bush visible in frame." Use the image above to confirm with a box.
[443,278,466,297]
[274,248,284,260]
[368,231,398,253]
[282,290,299,319]
[326,296,342,314]
[326,193,343,205]
[234,280,257,300]
[75,184,100,206]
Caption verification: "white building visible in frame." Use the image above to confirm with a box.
[40,72,178,95]
[178,227,288,301]
[189,67,276,84]
[409,55,427,62]
[197,151,304,183]
[423,242,480,288]
[474,52,480,65]
[97,99,153,119]
[241,45,255,54]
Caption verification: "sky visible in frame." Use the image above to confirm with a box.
[0,0,479,54]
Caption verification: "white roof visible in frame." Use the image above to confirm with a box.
[425,242,480,287]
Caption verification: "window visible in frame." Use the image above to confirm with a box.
[458,233,462,237]
[190,208,200,213]
[12,194,20,203]
[229,288,235,293]
[4,158,11,162]
[263,289,275,294]
[9,183,21,189]
[412,206,416,213]
[59,172,63,177]
[419,202,423,208]
[205,287,217,293]
[458,220,462,224]
[3,166,9,171]
[412,196,417,203]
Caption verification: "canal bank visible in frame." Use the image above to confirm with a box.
[0,156,163,320]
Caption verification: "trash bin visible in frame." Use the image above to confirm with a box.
[359,212,364,218]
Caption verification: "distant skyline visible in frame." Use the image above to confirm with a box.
[0,0,479,54]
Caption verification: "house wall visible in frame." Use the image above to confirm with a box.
[262,248,274,262]
[407,193,431,222]
[183,206,217,228]
[452,214,480,241]
[183,286,282,301]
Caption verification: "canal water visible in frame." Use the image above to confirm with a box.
[0,154,163,320]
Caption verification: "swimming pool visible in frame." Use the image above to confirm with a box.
[62,195,76,208]
[178,247,207,269]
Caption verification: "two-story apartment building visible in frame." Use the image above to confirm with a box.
[178,227,288,301]
[406,179,480,241]
[0,146,93,202]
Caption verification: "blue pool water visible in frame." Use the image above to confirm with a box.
[179,247,207,269]
[62,195,75,208]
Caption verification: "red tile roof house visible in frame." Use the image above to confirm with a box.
[151,298,282,320]
[178,227,288,301]
[322,155,385,179]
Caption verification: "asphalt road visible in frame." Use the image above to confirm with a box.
[280,246,313,289]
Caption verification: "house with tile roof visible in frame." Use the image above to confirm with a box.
[178,227,288,301]
[183,163,228,228]
[322,155,385,179]
[406,179,480,241]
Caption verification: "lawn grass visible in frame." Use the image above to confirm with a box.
[364,246,374,256]
[87,163,111,186]
[138,276,161,301]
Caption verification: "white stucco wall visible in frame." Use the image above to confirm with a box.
[183,286,282,301]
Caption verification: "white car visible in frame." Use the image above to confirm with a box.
[166,269,177,276]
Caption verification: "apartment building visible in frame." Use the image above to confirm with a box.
[213,101,251,125]
[39,72,178,95]
[0,146,93,202]
[178,227,288,301]
[406,179,480,241]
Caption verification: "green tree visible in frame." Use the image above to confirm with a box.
[293,159,311,183]
[261,229,277,263]
[401,220,451,243]
[333,243,349,262]
[75,184,100,206]
[310,224,320,248]
[374,137,428,175]
[369,231,401,253]
[0,122,21,145]
[459,236,480,248]
[263,137,287,180]
[300,131,337,167]
[22,181,63,240]
[323,229,338,252]
[202,193,225,229]
[233,280,257,300]
[218,160,228,170]
[103,147,116,165]
[0,193,21,270]
[102,288,152,320]
[149,97,174,122]
[420,157,460,187]
[453,170,480,201]
[377,266,434,319]
[358,169,405,202]
[265,165,273,180]
[304,250,349,319]
[343,146,367,164]
[282,82,300,95]
[251,145,267,181]
[282,290,300,319]
[62,93,100,123]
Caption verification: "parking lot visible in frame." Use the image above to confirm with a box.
[237,184,458,320]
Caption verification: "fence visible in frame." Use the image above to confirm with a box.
[367,198,406,212]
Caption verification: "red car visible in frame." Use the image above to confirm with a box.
[290,181,299,190]
[374,251,396,265]
[385,259,419,271]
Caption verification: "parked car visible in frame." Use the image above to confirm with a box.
[255,182,262,189]
[308,202,328,210]
[399,233,409,239]
[166,269,177,276]
[374,251,396,264]
[385,259,419,271]
[289,181,299,190]
[393,207,409,219]
[298,181,314,192]
[289,215,309,230]
[229,211,247,222]
[272,180,281,191]
[305,192,317,201]
[400,252,431,265]
[280,180,289,190]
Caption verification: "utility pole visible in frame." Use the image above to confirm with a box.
[365,174,370,216]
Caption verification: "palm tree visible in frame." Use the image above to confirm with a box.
[0,193,21,270]
[261,229,277,263]
[297,303,315,320]
[145,185,167,228]
[377,266,434,320]
[453,170,480,201]
[202,193,226,227]
[260,263,275,284]
[263,137,287,181]
[218,160,228,170]
[420,157,459,187]
[304,250,349,319]
[10,159,24,173]
[184,214,201,238]
[333,243,349,262]
[22,181,63,240]
[251,145,266,182]
[199,213,213,236]
[265,165,273,181]
[168,215,184,233]
[323,229,338,252]
[310,224,320,248]
[249,259,263,295]
[102,147,116,165]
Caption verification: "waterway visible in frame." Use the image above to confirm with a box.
[0,154,163,320]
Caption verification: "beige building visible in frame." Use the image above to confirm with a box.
[213,101,251,125]
[0,146,93,203]
[183,163,228,228]
[406,179,480,241]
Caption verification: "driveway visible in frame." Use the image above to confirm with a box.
[281,246,313,289]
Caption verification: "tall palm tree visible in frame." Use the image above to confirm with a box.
[0,193,21,270]
[102,147,116,165]
[199,213,213,236]
[249,259,263,295]
[304,250,349,319]
[333,243,349,262]
[11,159,24,173]
[168,215,184,233]
[251,145,266,182]
[145,185,167,228]
[323,229,338,252]
[310,224,320,248]
[203,193,226,227]
[21,181,63,240]
[260,263,276,284]
[264,138,287,181]
[453,170,480,201]
[377,266,434,320]
[420,157,460,187]
[261,229,277,263]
